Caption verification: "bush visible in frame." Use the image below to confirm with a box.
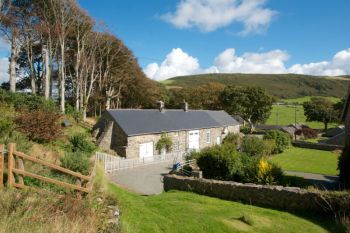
[243,157,283,184]
[156,133,173,154]
[69,134,96,155]
[241,136,266,157]
[0,102,15,140]
[223,133,240,147]
[0,89,57,112]
[194,144,248,181]
[264,130,291,154]
[295,128,318,139]
[240,126,251,134]
[15,109,62,143]
[60,152,91,175]
[65,104,82,122]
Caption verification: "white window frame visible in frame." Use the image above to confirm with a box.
[206,130,211,143]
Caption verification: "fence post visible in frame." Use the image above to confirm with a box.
[17,157,25,186]
[0,144,4,188]
[7,143,15,188]
[75,176,82,199]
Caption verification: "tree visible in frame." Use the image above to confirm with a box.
[303,97,339,131]
[220,86,274,132]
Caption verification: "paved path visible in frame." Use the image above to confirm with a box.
[108,161,173,195]
[285,170,339,189]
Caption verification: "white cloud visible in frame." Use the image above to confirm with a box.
[144,48,200,80]
[0,57,9,84]
[213,48,288,73]
[144,48,350,80]
[288,49,350,76]
[162,0,277,34]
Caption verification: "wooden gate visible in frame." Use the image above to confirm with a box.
[0,143,95,193]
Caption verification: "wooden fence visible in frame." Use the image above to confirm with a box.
[0,143,95,193]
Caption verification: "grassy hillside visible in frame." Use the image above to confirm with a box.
[162,73,350,99]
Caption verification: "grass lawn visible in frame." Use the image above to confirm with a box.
[266,105,338,129]
[108,183,343,233]
[270,147,340,175]
[282,96,341,105]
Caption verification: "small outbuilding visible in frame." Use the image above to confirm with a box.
[93,102,240,159]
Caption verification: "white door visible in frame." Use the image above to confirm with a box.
[216,136,221,145]
[188,130,200,150]
[139,142,154,158]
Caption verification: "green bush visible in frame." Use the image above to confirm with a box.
[240,126,251,134]
[263,130,291,154]
[243,157,283,184]
[0,89,57,112]
[69,134,96,155]
[156,133,173,153]
[60,152,91,175]
[194,144,248,181]
[223,133,240,147]
[0,102,15,140]
[241,136,266,157]
[65,104,82,122]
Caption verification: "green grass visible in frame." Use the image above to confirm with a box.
[266,105,338,129]
[270,147,340,175]
[108,183,343,233]
[282,96,341,105]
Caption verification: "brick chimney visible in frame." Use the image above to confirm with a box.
[181,100,188,112]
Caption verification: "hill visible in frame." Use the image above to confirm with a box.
[162,73,350,99]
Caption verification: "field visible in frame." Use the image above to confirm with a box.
[266,105,338,129]
[162,73,350,99]
[282,96,341,104]
[108,183,342,233]
[270,147,340,175]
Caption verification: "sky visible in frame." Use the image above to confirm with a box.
[1,0,350,82]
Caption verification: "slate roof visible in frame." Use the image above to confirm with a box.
[107,109,239,136]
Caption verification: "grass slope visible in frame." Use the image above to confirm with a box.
[108,183,342,233]
[266,105,338,129]
[270,147,340,175]
[282,96,341,104]
[163,73,350,99]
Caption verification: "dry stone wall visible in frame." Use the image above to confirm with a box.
[164,175,328,213]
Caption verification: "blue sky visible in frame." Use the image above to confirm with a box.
[1,0,349,82]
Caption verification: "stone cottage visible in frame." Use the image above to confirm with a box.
[93,102,240,159]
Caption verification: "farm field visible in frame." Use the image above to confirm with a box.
[281,96,341,104]
[270,147,339,175]
[266,105,338,129]
[108,183,342,233]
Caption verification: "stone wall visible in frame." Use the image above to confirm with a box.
[163,175,328,213]
[293,141,344,151]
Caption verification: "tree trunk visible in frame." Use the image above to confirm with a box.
[106,97,111,110]
[324,121,328,131]
[60,43,65,113]
[44,47,50,99]
[9,34,17,92]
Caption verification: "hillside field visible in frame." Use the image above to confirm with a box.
[162,73,350,99]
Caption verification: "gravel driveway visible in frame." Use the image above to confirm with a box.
[108,161,173,195]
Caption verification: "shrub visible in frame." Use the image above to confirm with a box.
[295,128,318,139]
[65,104,83,122]
[60,151,91,175]
[240,126,251,134]
[223,133,240,147]
[69,134,96,155]
[156,133,173,154]
[243,157,283,184]
[263,139,276,156]
[15,109,62,142]
[264,130,291,154]
[0,89,57,112]
[194,144,248,181]
[241,136,266,157]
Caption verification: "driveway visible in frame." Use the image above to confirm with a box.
[108,161,173,195]
[285,170,339,190]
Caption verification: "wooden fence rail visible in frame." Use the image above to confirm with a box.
[1,143,95,193]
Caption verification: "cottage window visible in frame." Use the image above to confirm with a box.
[173,140,180,152]
[206,130,211,143]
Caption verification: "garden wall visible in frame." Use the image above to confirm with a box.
[163,175,328,213]
[292,141,343,151]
